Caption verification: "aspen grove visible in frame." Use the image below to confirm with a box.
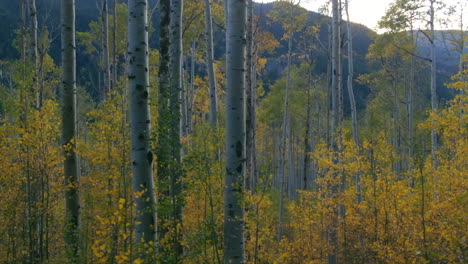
[0,0,466,263]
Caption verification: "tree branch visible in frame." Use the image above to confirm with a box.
[418,28,433,44]
[391,43,431,62]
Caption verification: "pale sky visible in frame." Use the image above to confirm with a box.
[259,0,467,33]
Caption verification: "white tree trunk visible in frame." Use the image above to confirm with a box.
[345,0,358,147]
[328,1,340,263]
[408,29,415,166]
[278,34,292,241]
[188,42,196,134]
[287,129,294,198]
[330,0,340,149]
[429,0,438,169]
[29,0,39,108]
[112,0,117,88]
[204,0,218,126]
[250,41,257,191]
[303,70,312,190]
[128,0,157,247]
[224,0,247,262]
[102,0,110,96]
[245,0,255,191]
[345,0,361,204]
[61,0,80,261]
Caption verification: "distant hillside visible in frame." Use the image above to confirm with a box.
[0,0,461,107]
[253,3,376,108]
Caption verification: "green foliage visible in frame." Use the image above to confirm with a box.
[267,0,309,40]
[182,123,224,263]
[77,3,128,58]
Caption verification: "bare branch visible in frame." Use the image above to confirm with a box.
[418,28,433,43]
[391,43,432,62]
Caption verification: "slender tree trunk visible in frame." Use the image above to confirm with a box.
[204,0,218,126]
[419,166,429,261]
[158,0,184,260]
[287,128,294,198]
[128,0,157,252]
[303,70,312,190]
[245,0,254,191]
[102,0,111,96]
[27,0,41,261]
[168,0,184,259]
[188,42,196,134]
[312,101,319,192]
[337,2,343,135]
[61,0,80,262]
[29,0,39,108]
[181,61,188,137]
[392,81,402,175]
[157,0,171,247]
[39,47,46,111]
[278,34,292,241]
[344,0,358,147]
[328,1,340,263]
[457,9,464,119]
[326,21,332,147]
[344,0,362,206]
[330,0,339,149]
[429,0,438,169]
[112,0,117,88]
[37,27,51,114]
[408,29,415,168]
[250,38,257,191]
[224,0,247,262]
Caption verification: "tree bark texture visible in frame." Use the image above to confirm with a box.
[29,0,40,108]
[102,0,111,96]
[157,0,171,247]
[328,1,340,263]
[112,0,117,88]
[61,0,80,262]
[429,0,438,169]
[278,33,292,241]
[128,0,157,248]
[167,0,184,259]
[344,0,358,147]
[224,0,247,262]
[204,0,218,127]
[245,0,256,191]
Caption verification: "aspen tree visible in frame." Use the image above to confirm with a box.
[128,0,157,250]
[429,0,438,168]
[224,0,247,262]
[169,0,184,259]
[102,0,111,96]
[245,0,256,191]
[270,0,306,241]
[157,0,170,251]
[303,69,312,190]
[61,0,80,261]
[29,0,40,108]
[112,0,117,88]
[344,0,358,147]
[329,0,341,263]
[344,0,362,205]
[157,0,184,260]
[204,0,218,126]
